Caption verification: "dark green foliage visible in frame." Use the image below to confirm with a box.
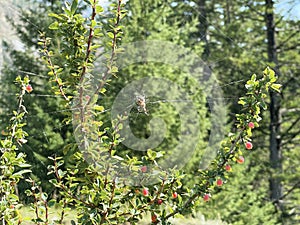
[0,0,73,199]
[0,0,298,224]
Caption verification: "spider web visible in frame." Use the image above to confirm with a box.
[0,1,259,150]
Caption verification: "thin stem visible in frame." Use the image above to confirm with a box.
[59,199,67,224]
[42,37,69,101]
[30,181,40,224]
[101,178,117,224]
[89,0,123,102]
[10,87,26,143]
[44,199,49,225]
[53,158,96,208]
[78,0,97,126]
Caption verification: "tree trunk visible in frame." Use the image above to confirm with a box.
[265,0,283,212]
[225,0,231,24]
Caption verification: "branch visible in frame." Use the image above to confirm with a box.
[279,44,300,52]
[281,130,300,147]
[281,74,296,91]
[246,1,264,17]
[281,116,300,139]
[281,108,300,115]
[276,31,299,51]
[78,0,97,128]
[88,0,123,101]
[274,14,284,27]
[79,0,97,82]
[101,178,117,224]
[272,181,300,203]
[163,130,245,222]
[59,199,67,224]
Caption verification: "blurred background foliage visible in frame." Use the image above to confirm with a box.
[0,0,299,224]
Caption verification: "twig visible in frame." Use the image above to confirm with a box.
[90,0,123,100]
[42,38,69,101]
[78,0,97,125]
[273,181,300,203]
[59,199,67,224]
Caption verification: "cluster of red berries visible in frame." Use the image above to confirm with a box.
[141,188,178,200]
[245,122,255,150]
[147,192,178,223]
[140,165,147,173]
[25,84,33,93]
[237,122,255,164]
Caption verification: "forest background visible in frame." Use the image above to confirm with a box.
[0,0,299,224]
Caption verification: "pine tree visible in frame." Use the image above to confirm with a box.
[99,0,212,177]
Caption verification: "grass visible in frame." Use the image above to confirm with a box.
[139,213,228,225]
[19,206,227,225]
[19,206,75,225]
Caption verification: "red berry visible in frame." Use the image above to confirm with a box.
[248,122,255,129]
[25,84,33,93]
[10,205,14,209]
[237,156,245,164]
[216,179,223,186]
[172,192,178,198]
[225,164,231,171]
[157,199,163,205]
[151,214,157,223]
[142,188,149,196]
[141,165,147,173]
[203,194,210,202]
[245,141,253,150]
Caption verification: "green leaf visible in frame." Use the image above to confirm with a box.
[112,155,124,161]
[48,199,56,207]
[91,20,97,28]
[96,5,104,13]
[238,99,246,105]
[90,44,101,51]
[57,169,66,178]
[269,68,276,79]
[251,74,256,81]
[41,192,48,201]
[94,105,105,112]
[8,194,19,201]
[49,21,59,30]
[18,163,31,168]
[147,149,157,160]
[111,66,118,73]
[246,128,252,136]
[14,169,32,176]
[263,67,269,76]
[64,9,71,17]
[259,101,267,110]
[57,78,63,85]
[270,83,282,92]
[107,32,114,39]
[48,13,63,20]
[71,0,78,15]
[245,84,252,90]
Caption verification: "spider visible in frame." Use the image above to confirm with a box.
[132,92,186,116]
[135,93,149,115]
